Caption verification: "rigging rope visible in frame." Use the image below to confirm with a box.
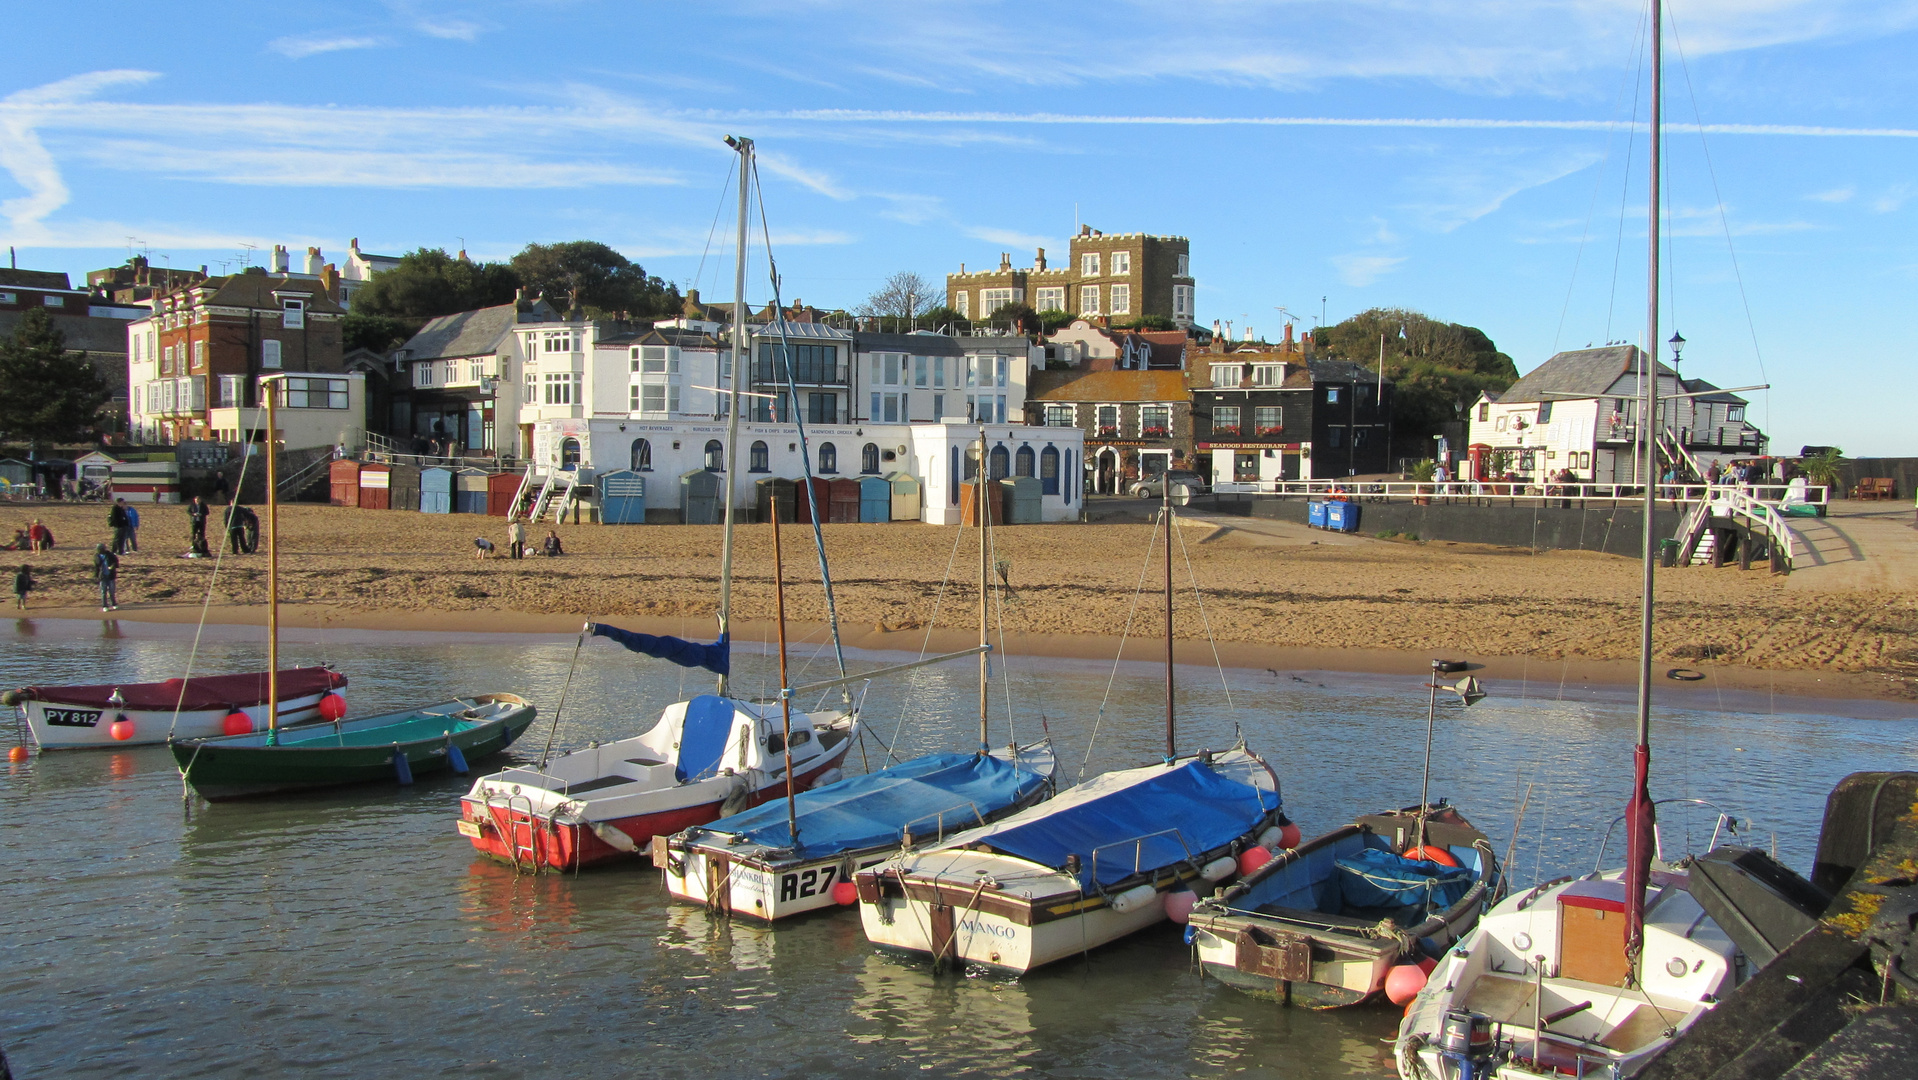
[1169,512,1236,715]
[168,400,267,739]
[535,627,588,771]
[1078,519,1161,783]
[1553,6,1650,354]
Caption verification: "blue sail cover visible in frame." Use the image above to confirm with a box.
[699,752,1049,858]
[979,759,1277,888]
[676,695,738,782]
[590,623,729,676]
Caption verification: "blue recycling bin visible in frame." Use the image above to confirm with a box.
[1326,501,1359,532]
[1307,501,1328,529]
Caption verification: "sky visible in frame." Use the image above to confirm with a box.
[3,0,1914,455]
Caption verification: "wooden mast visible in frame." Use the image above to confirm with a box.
[773,509,797,843]
[978,427,990,756]
[264,374,281,744]
[1163,477,1175,761]
[715,134,753,698]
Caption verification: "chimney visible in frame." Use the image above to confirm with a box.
[457,248,470,262]
[1079,224,1091,236]
[1243,325,1254,342]
[1283,323,1294,348]
[304,246,323,275]
[1035,247,1047,271]
[959,262,966,274]
[349,238,360,253]
[198,265,208,276]
[270,245,289,273]
[999,252,1011,271]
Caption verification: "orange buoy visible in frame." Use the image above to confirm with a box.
[1417,956,1437,974]
[222,711,253,736]
[1385,962,1428,1005]
[7,745,28,763]
[318,693,348,721]
[831,881,858,906]
[109,715,136,741]
[1405,845,1461,867]
[1237,845,1272,876]
[1278,821,1302,849]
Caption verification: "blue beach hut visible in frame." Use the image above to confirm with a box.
[600,469,647,524]
[420,467,454,514]
[858,476,891,522]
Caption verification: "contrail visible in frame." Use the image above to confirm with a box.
[718,108,1918,139]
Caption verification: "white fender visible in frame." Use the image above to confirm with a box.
[1200,856,1239,882]
[588,821,638,852]
[1258,826,1284,850]
[813,768,844,789]
[1108,883,1163,915]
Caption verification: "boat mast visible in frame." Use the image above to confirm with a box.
[977,427,989,756]
[715,135,753,698]
[264,373,281,744]
[1625,0,1663,971]
[1163,477,1175,761]
[773,510,797,844]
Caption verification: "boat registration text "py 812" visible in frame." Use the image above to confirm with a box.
[42,708,104,728]
[780,866,838,902]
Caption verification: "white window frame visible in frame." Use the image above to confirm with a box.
[1173,285,1193,318]
[913,355,928,387]
[1080,286,1100,316]
[1034,286,1065,311]
[1110,251,1131,275]
[543,371,577,405]
[262,339,283,370]
[1044,404,1075,427]
[1081,252,1100,276]
[1109,284,1131,316]
[281,298,305,329]
[979,288,1014,316]
[1176,253,1190,277]
[954,291,969,317]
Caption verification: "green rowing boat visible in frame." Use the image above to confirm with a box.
[172,694,537,801]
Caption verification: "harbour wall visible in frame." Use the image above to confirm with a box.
[1204,494,1684,556]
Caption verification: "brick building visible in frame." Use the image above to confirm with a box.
[946,225,1195,328]
[1189,335,1393,482]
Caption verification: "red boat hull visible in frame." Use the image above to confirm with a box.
[460,745,851,871]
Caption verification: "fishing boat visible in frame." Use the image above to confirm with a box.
[1396,8,1765,1074]
[1187,804,1496,1007]
[660,451,1057,919]
[6,667,346,750]
[170,694,536,800]
[457,134,867,872]
[853,485,1288,974]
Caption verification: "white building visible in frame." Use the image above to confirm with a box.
[394,294,561,455]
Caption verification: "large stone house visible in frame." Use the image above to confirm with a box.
[946,225,1196,328]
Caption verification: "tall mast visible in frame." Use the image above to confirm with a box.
[715,135,753,697]
[1624,0,1663,970]
[264,374,281,744]
[773,510,797,843]
[1163,480,1175,761]
[977,427,989,756]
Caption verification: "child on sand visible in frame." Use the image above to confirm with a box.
[474,537,496,560]
[12,564,29,610]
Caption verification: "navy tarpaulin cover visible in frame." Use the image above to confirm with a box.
[976,759,1276,888]
[590,623,729,677]
[676,695,738,782]
[1335,848,1474,910]
[697,752,1049,857]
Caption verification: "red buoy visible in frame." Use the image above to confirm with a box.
[318,693,347,721]
[108,715,136,741]
[1237,845,1272,876]
[7,745,27,763]
[1405,845,1461,867]
[1385,962,1428,1005]
[1417,956,1437,974]
[222,711,253,736]
[1278,822,1303,849]
[831,881,859,906]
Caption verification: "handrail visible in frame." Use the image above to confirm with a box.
[1088,827,1195,886]
[899,799,987,847]
[1209,479,1827,507]
[1593,798,1743,869]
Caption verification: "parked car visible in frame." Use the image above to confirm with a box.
[1130,470,1208,502]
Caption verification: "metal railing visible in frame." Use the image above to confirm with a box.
[1209,479,1828,509]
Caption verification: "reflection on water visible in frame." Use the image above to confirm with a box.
[1,621,1914,1078]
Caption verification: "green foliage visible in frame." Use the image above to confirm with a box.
[1486,448,1514,476]
[342,312,413,354]
[899,306,969,334]
[1409,458,1438,482]
[985,302,1041,335]
[1036,309,1077,333]
[510,240,679,318]
[1314,307,1519,451]
[1110,314,1176,331]
[350,247,519,324]
[0,308,110,449]
[1800,447,1846,489]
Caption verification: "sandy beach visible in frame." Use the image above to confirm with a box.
[8,499,1916,702]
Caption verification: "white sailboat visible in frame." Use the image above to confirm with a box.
[1397,6,1752,1074]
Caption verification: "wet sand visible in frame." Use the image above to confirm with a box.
[9,499,1915,703]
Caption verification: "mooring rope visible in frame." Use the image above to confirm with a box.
[1079,519,1160,783]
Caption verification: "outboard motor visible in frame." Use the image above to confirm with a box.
[1436,1008,1498,1080]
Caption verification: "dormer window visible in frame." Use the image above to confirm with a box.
[1252,364,1282,387]
[1210,363,1240,388]
[281,297,305,329]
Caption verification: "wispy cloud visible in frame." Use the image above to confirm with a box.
[964,226,1052,251]
[0,70,158,233]
[1332,254,1406,287]
[1806,186,1855,203]
[268,34,390,59]
[1403,148,1603,232]
[1872,183,1913,212]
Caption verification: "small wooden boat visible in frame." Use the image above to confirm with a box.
[172,694,536,800]
[1186,804,1497,1007]
[659,742,1057,921]
[6,668,347,750]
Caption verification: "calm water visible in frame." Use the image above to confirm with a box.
[2,618,1912,1078]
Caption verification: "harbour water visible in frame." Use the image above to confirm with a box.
[2,618,1912,1078]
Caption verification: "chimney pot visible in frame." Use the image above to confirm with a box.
[1035,247,1046,271]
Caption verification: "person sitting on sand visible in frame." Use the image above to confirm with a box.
[13,563,30,610]
[541,530,564,557]
[474,537,496,560]
[28,520,52,552]
[8,527,27,551]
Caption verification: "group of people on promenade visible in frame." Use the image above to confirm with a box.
[475,517,565,560]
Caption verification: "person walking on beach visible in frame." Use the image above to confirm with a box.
[187,496,211,557]
[126,503,140,552]
[93,543,119,611]
[13,564,31,610]
[507,517,526,560]
[108,498,132,555]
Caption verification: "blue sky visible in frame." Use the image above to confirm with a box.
[3,1,1914,454]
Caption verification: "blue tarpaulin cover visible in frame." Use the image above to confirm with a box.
[590,623,729,677]
[1335,848,1474,910]
[694,751,1050,858]
[675,695,738,782]
[971,759,1278,888]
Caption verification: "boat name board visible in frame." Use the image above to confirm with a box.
[958,916,1019,942]
[42,707,104,728]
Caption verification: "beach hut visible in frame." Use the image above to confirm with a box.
[387,463,421,512]
[858,476,891,523]
[960,481,1001,528]
[357,462,392,509]
[0,458,34,490]
[459,469,494,514]
[109,459,181,503]
[76,451,121,491]
[680,469,722,525]
[793,476,830,525]
[1001,476,1042,525]
[827,478,861,523]
[755,476,795,523]
[329,460,361,507]
[485,471,522,517]
[599,469,647,524]
[420,467,454,514]
[886,472,921,522]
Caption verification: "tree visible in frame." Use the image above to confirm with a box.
[984,302,1041,335]
[510,241,679,318]
[862,271,934,321]
[1313,307,1519,454]
[1035,309,1077,334]
[1110,314,1177,331]
[0,308,110,451]
[349,247,520,325]
[914,306,971,334]
[342,312,413,354]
